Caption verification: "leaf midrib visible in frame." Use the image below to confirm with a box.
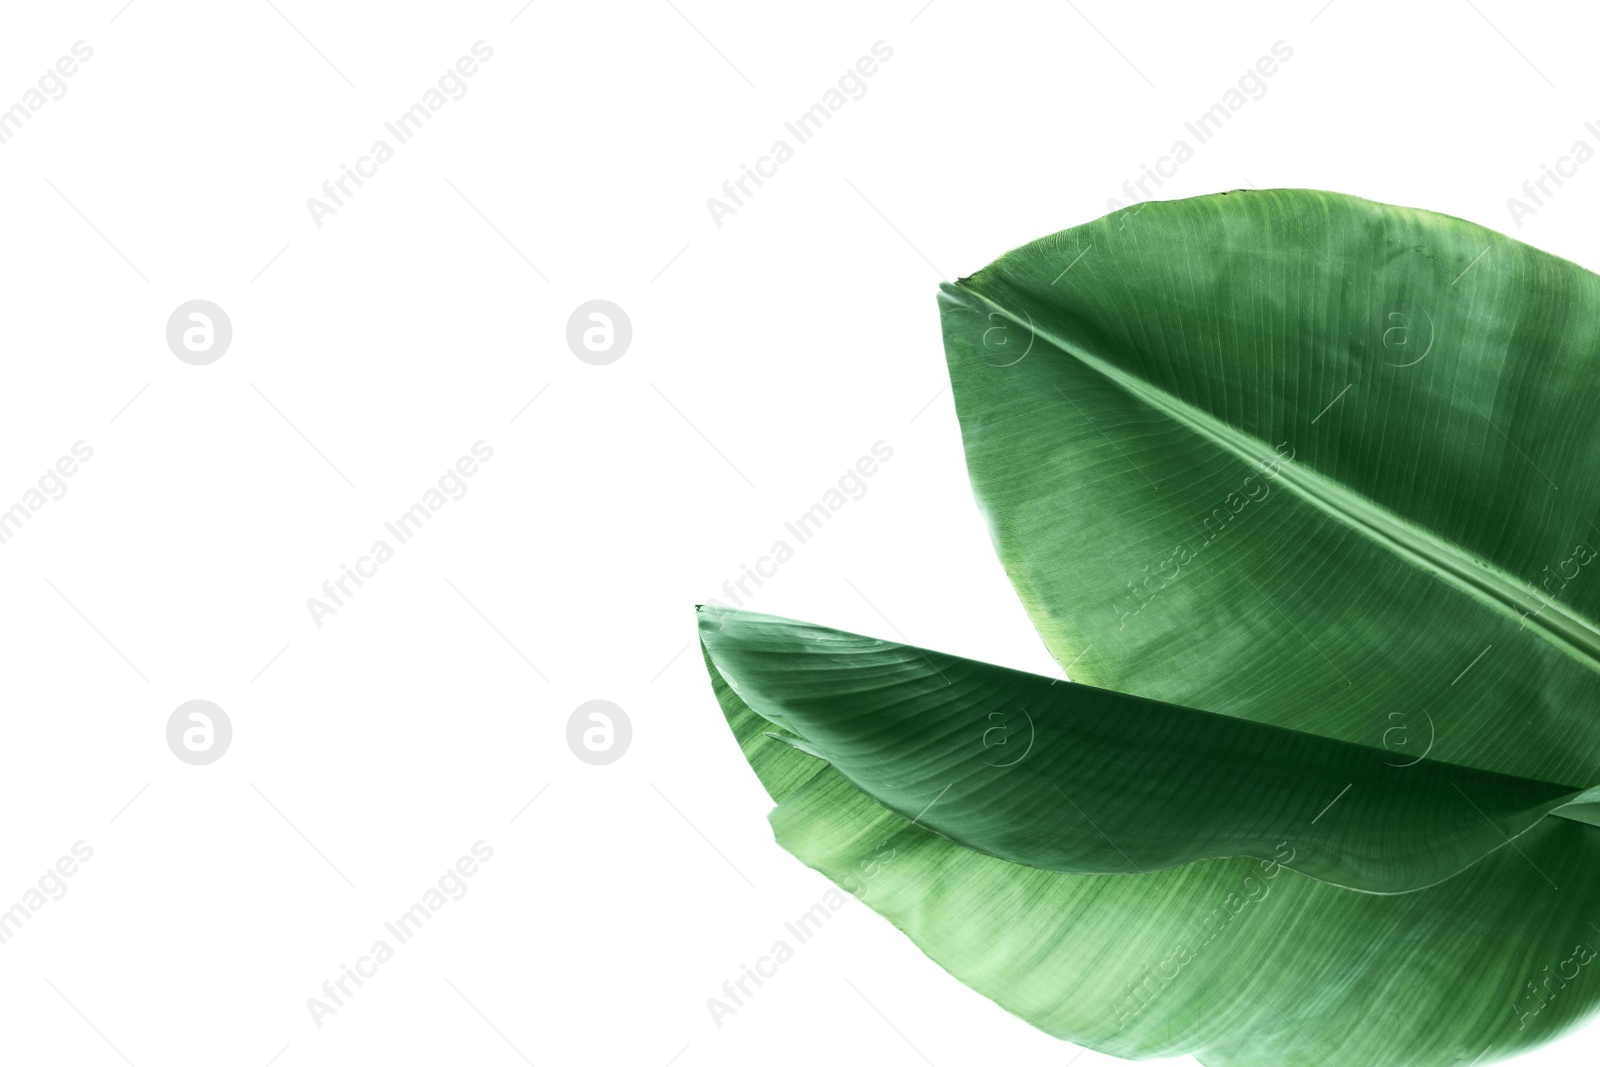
[946,279,1600,678]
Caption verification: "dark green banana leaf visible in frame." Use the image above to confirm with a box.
[939,189,1600,788]
[701,613,1600,1066]
[700,606,1586,894]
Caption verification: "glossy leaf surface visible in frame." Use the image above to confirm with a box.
[701,607,1581,893]
[701,615,1600,1066]
[940,190,1600,787]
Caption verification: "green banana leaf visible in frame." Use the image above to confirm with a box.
[698,190,1600,1066]
[700,606,1585,893]
[700,609,1600,1067]
[939,189,1600,788]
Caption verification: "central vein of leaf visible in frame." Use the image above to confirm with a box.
[949,282,1600,677]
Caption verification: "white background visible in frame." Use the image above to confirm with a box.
[0,1,1595,1064]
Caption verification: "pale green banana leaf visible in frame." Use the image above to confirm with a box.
[700,611,1600,1066]
[700,606,1585,893]
[939,189,1600,788]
